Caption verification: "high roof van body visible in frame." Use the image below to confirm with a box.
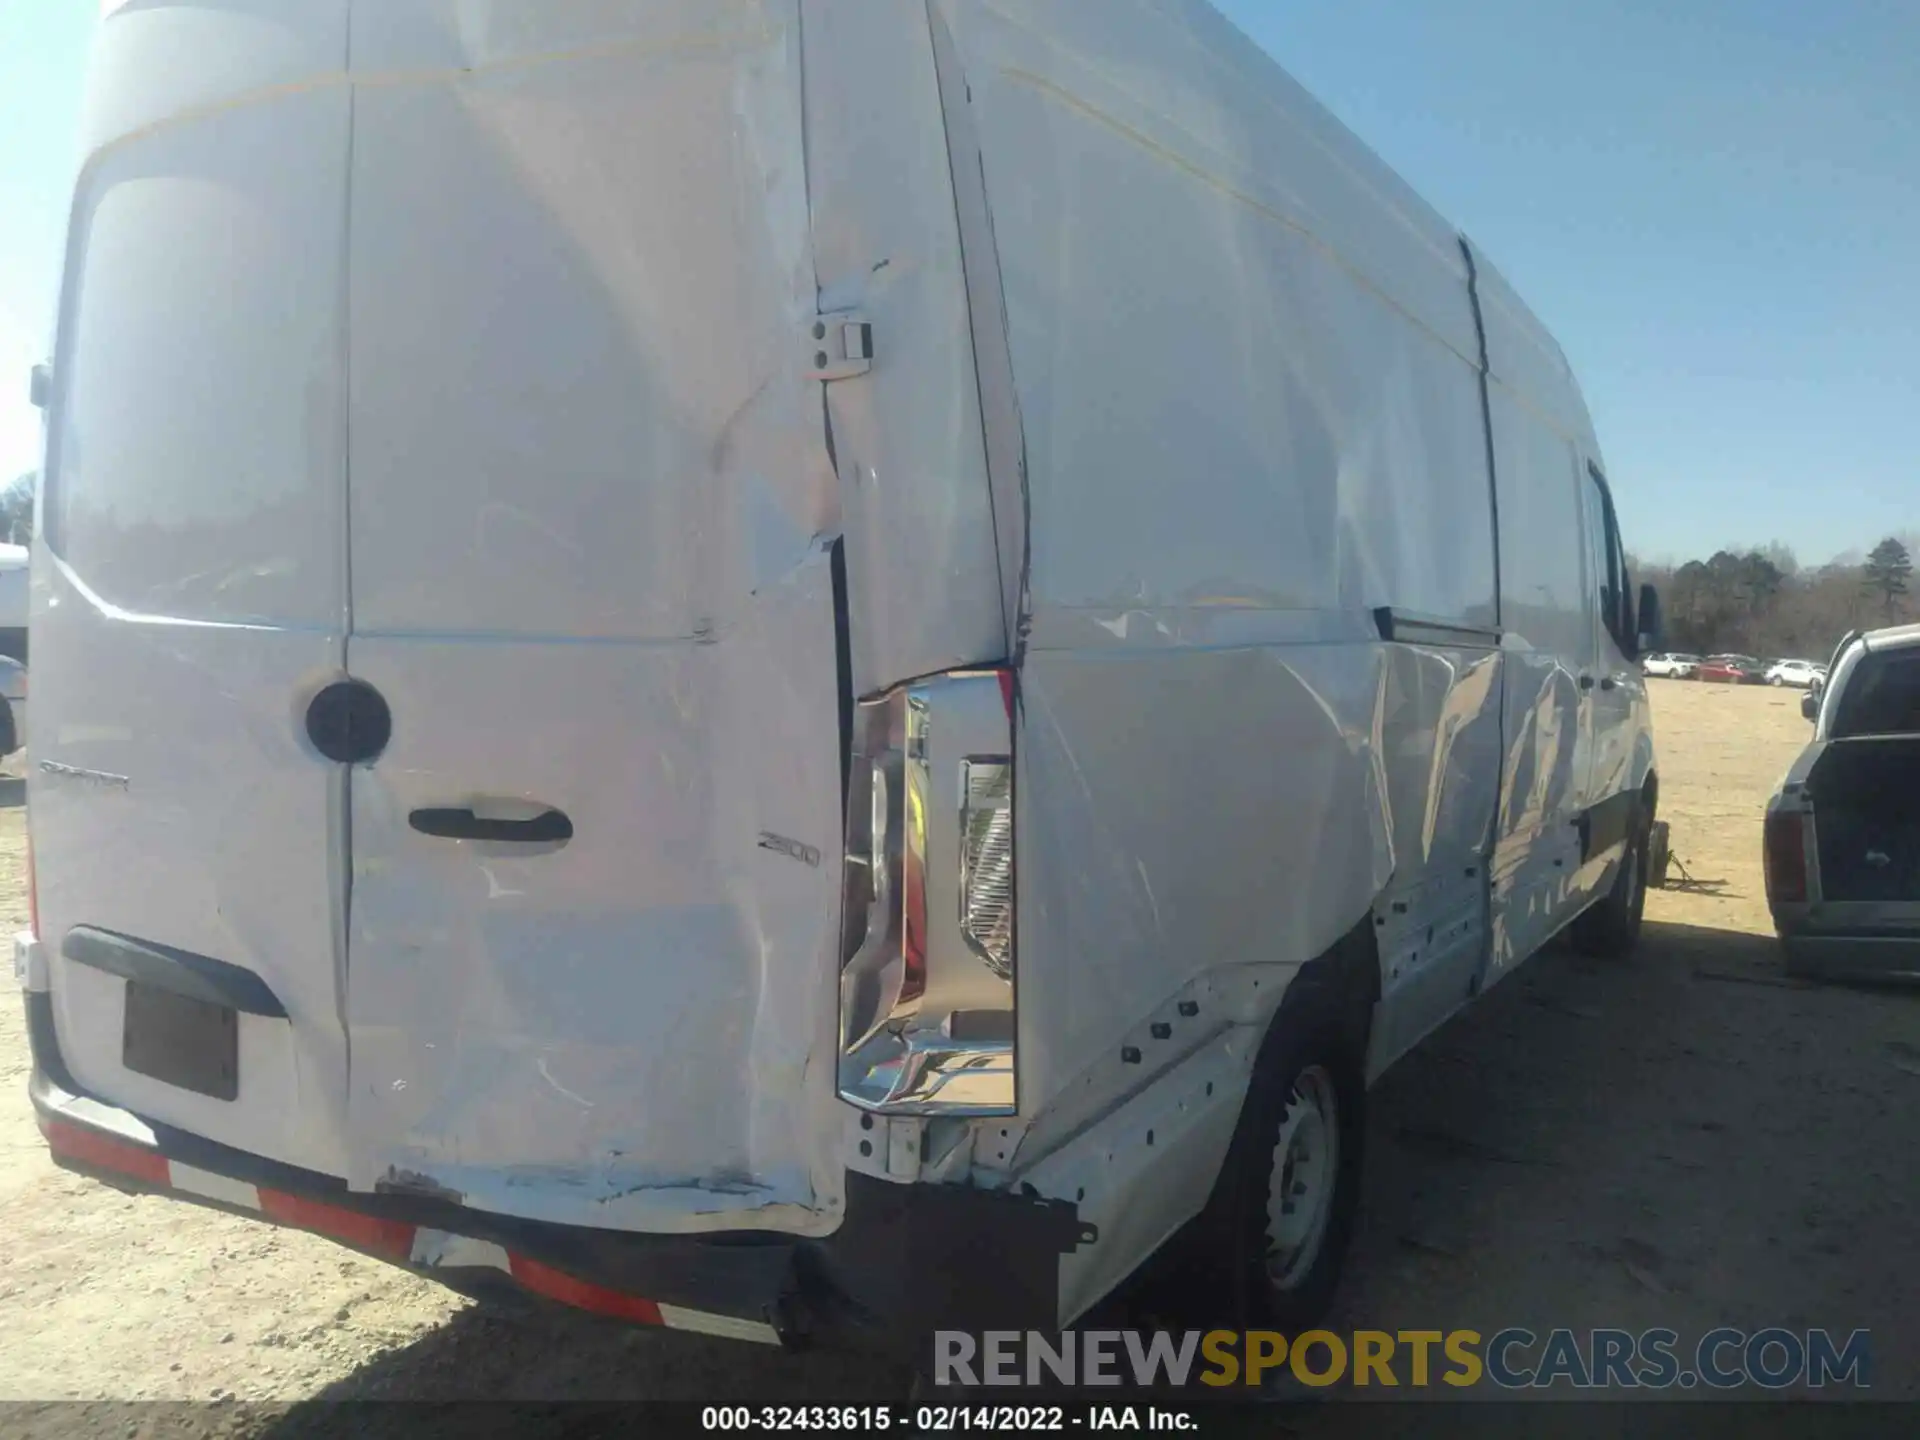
[22,0,1659,1355]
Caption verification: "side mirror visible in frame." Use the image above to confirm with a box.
[28,363,50,411]
[1635,583,1664,656]
[1801,691,1819,723]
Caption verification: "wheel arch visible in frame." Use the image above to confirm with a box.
[1280,907,1383,1065]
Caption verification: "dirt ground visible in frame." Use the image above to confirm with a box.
[0,680,1914,1424]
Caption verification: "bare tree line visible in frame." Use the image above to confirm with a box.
[2,472,31,546]
[1633,533,1918,663]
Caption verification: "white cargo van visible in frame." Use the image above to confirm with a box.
[21,0,1661,1358]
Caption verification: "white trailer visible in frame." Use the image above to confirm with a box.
[23,0,1660,1356]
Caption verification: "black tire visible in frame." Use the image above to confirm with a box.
[1154,973,1368,1332]
[1571,815,1649,957]
[1645,820,1671,891]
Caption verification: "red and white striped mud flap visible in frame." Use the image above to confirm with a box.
[40,1116,782,1345]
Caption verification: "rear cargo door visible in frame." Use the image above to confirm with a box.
[340,2,850,1233]
[32,1,356,1180]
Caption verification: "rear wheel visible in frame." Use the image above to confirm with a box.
[1572,815,1649,957]
[1262,1064,1346,1295]
[1158,975,1368,1332]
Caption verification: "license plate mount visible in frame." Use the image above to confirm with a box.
[123,979,238,1101]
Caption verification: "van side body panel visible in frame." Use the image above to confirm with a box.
[1476,250,1652,979]
[926,0,1551,1318]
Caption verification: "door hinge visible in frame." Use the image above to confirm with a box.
[804,311,873,382]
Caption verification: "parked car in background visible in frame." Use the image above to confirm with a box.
[1765,659,1825,689]
[1767,624,1920,979]
[0,656,24,756]
[0,542,27,666]
[1642,652,1702,679]
[1698,654,1764,684]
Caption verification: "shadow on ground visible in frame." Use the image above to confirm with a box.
[1333,913,1919,1396]
[285,1299,905,1405]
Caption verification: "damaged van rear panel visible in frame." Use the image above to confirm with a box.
[339,1,852,1235]
[33,0,1006,1238]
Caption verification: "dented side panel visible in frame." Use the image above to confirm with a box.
[1483,379,1603,979]
[926,0,1504,1131]
[924,3,1635,1302]
[1014,635,1398,1123]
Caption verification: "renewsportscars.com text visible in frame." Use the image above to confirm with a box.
[933,1328,1871,1391]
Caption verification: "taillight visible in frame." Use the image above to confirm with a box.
[838,670,1016,1116]
[1764,810,1808,904]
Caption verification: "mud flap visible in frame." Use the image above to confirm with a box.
[803,1174,1093,1357]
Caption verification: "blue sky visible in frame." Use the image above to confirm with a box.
[1225,0,1920,566]
[0,3,90,507]
[1,1,1914,565]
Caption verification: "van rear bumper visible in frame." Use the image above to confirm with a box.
[21,989,1086,1358]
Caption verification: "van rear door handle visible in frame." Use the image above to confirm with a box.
[1600,676,1618,691]
[408,808,573,844]
[1578,674,1596,691]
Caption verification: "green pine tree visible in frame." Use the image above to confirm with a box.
[1861,537,1913,624]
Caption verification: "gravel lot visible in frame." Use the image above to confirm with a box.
[1,680,1914,1426]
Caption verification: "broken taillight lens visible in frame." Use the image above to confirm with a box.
[959,760,1014,980]
[1764,810,1808,904]
[838,670,1016,1116]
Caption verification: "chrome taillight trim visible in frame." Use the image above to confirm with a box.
[837,671,1016,1116]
